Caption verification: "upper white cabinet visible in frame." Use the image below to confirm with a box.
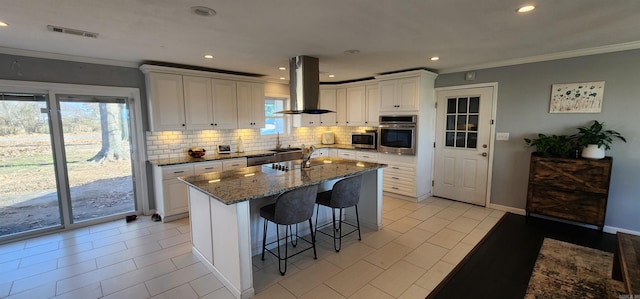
[365,84,380,126]
[211,79,238,130]
[236,81,265,129]
[379,76,420,112]
[183,76,214,131]
[141,65,264,132]
[147,72,186,131]
[319,88,338,126]
[345,85,366,126]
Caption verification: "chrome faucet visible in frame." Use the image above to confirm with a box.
[275,132,282,150]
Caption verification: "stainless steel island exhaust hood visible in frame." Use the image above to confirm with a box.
[276,55,333,114]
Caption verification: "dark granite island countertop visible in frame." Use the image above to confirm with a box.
[178,157,386,205]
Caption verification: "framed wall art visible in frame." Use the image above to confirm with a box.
[549,81,605,113]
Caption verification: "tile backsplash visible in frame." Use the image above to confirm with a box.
[146,125,377,160]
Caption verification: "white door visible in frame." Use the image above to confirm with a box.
[433,86,495,206]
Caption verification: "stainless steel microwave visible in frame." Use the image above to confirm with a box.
[351,131,377,149]
[378,115,417,155]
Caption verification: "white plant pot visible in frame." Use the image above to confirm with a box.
[581,144,605,159]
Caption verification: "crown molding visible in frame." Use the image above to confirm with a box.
[0,46,139,68]
[439,41,640,74]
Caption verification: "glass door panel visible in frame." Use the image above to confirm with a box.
[58,95,135,223]
[0,93,62,237]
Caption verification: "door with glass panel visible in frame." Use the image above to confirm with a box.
[58,95,135,223]
[433,86,494,206]
[0,93,62,237]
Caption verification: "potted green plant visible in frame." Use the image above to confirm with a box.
[524,134,576,158]
[573,120,626,159]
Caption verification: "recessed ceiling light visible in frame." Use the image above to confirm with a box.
[430,56,440,61]
[328,74,335,78]
[278,67,286,70]
[0,21,8,27]
[344,49,360,55]
[517,5,535,13]
[279,77,286,80]
[191,6,217,17]
[204,54,214,59]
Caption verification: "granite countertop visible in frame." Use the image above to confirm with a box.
[178,157,386,205]
[148,150,275,166]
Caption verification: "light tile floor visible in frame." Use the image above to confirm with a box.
[0,196,504,298]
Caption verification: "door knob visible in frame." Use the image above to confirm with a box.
[481,152,488,157]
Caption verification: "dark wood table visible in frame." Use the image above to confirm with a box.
[612,232,640,295]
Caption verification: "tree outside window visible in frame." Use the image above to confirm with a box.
[260,97,288,135]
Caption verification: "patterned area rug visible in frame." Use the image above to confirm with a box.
[525,238,626,299]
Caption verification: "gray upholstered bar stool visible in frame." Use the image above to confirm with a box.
[260,184,318,275]
[314,175,362,252]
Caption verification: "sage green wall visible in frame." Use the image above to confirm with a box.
[435,49,640,232]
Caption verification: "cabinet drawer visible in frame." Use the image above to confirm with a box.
[337,150,356,160]
[384,183,416,197]
[356,152,378,163]
[194,161,222,175]
[162,164,195,180]
[384,164,415,177]
[527,185,607,226]
[384,174,416,186]
[222,158,247,170]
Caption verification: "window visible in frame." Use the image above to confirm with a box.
[260,97,288,135]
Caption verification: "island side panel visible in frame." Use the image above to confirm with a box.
[345,168,383,230]
[189,187,213,264]
[210,198,254,299]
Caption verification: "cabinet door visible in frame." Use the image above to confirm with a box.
[211,79,238,129]
[184,76,214,130]
[149,72,185,131]
[319,88,337,125]
[378,80,397,111]
[189,187,213,263]
[336,88,347,126]
[365,84,379,126]
[236,82,265,129]
[346,86,366,126]
[164,179,189,215]
[396,77,420,111]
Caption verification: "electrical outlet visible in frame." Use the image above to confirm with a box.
[496,132,510,141]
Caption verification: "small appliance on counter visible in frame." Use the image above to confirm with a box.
[321,131,335,144]
[351,130,376,149]
[188,147,206,158]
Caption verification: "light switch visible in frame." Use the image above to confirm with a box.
[496,132,510,141]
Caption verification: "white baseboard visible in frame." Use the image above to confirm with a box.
[488,203,526,215]
[603,225,640,235]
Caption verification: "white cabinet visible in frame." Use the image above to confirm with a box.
[336,88,347,126]
[319,88,338,126]
[365,84,380,126]
[194,160,222,174]
[311,148,329,158]
[183,76,214,130]
[222,158,247,170]
[147,72,186,131]
[356,151,378,163]
[345,85,366,126]
[211,79,238,129]
[153,164,195,222]
[328,148,339,158]
[379,76,420,112]
[236,81,265,129]
[381,162,417,198]
[337,149,357,160]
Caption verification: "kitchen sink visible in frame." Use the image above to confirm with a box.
[269,147,302,153]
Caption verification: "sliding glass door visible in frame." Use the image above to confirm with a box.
[0,93,63,237]
[0,90,140,240]
[58,95,135,223]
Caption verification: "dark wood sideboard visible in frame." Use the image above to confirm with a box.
[526,154,612,230]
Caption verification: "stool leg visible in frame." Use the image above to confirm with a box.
[355,205,361,241]
[290,225,298,247]
[331,208,339,252]
[313,204,319,239]
[337,208,343,252]
[309,219,317,259]
[277,224,289,276]
[261,219,268,260]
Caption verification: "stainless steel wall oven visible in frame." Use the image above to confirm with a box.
[377,115,417,155]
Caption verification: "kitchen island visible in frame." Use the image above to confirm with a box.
[178,157,386,299]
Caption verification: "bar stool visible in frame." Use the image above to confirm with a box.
[260,184,318,275]
[314,175,362,252]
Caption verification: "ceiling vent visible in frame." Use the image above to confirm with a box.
[47,25,98,38]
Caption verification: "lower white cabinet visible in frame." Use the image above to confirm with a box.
[380,162,417,198]
[356,151,378,163]
[337,149,357,160]
[311,148,329,158]
[153,164,195,222]
[153,158,246,222]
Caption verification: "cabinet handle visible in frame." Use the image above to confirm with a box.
[173,171,185,174]
[392,187,399,190]
[210,123,214,126]
[204,167,214,170]
[182,124,185,126]
[392,167,400,170]
[392,177,399,180]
